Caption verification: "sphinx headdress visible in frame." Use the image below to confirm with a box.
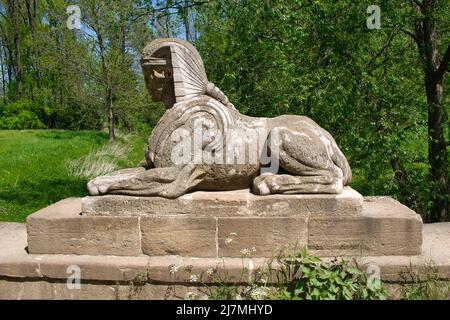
[141,38,235,109]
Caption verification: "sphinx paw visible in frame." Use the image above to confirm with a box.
[87,176,114,195]
[253,173,277,195]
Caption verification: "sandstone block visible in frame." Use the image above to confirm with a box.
[141,216,216,257]
[309,197,423,257]
[248,187,362,216]
[82,187,363,217]
[217,216,308,257]
[0,280,54,300]
[52,283,117,300]
[27,198,142,256]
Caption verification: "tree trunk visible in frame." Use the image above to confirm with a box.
[107,86,115,142]
[426,79,448,222]
[183,0,190,41]
[96,26,115,142]
[0,40,7,104]
[8,0,23,97]
[25,0,41,88]
[412,0,449,222]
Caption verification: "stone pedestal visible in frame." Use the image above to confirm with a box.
[26,187,423,258]
[1,188,443,300]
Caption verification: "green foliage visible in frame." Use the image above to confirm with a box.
[195,0,449,221]
[274,248,387,300]
[400,265,450,300]
[0,99,45,129]
[0,0,158,134]
[402,280,450,300]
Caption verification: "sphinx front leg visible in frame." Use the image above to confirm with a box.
[87,164,206,199]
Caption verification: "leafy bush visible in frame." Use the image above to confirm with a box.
[0,99,45,129]
[274,248,387,300]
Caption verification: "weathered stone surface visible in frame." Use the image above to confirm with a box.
[0,280,54,300]
[141,216,216,257]
[30,194,423,258]
[0,223,41,278]
[0,280,23,299]
[308,216,366,257]
[52,283,117,300]
[248,187,362,216]
[0,221,449,299]
[217,216,308,258]
[116,284,206,300]
[309,197,423,257]
[27,198,142,256]
[362,197,423,256]
[82,187,362,216]
[38,254,150,281]
[82,193,195,216]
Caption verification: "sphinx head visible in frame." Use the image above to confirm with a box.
[141,38,209,109]
[141,46,176,108]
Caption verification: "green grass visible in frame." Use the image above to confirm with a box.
[0,130,146,222]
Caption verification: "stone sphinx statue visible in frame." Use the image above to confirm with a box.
[87,38,352,198]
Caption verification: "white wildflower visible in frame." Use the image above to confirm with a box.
[252,247,256,252]
[250,287,269,300]
[185,292,197,300]
[169,265,179,274]
[206,268,214,276]
[240,248,251,256]
[225,237,233,245]
[189,274,198,282]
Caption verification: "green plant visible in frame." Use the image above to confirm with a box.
[273,247,387,300]
[0,99,45,130]
[400,264,450,300]
[170,247,388,300]
[118,272,148,300]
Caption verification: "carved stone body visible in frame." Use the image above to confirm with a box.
[88,38,352,198]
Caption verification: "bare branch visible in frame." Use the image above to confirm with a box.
[0,11,8,21]
[367,31,398,69]
[385,25,417,43]
[130,0,210,23]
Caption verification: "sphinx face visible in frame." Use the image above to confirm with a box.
[143,64,176,108]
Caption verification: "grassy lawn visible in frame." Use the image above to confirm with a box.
[0,130,146,222]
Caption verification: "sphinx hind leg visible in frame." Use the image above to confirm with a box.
[87,164,206,199]
[253,170,342,195]
[253,127,343,195]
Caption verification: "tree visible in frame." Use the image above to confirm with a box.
[409,0,449,221]
[195,0,449,221]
